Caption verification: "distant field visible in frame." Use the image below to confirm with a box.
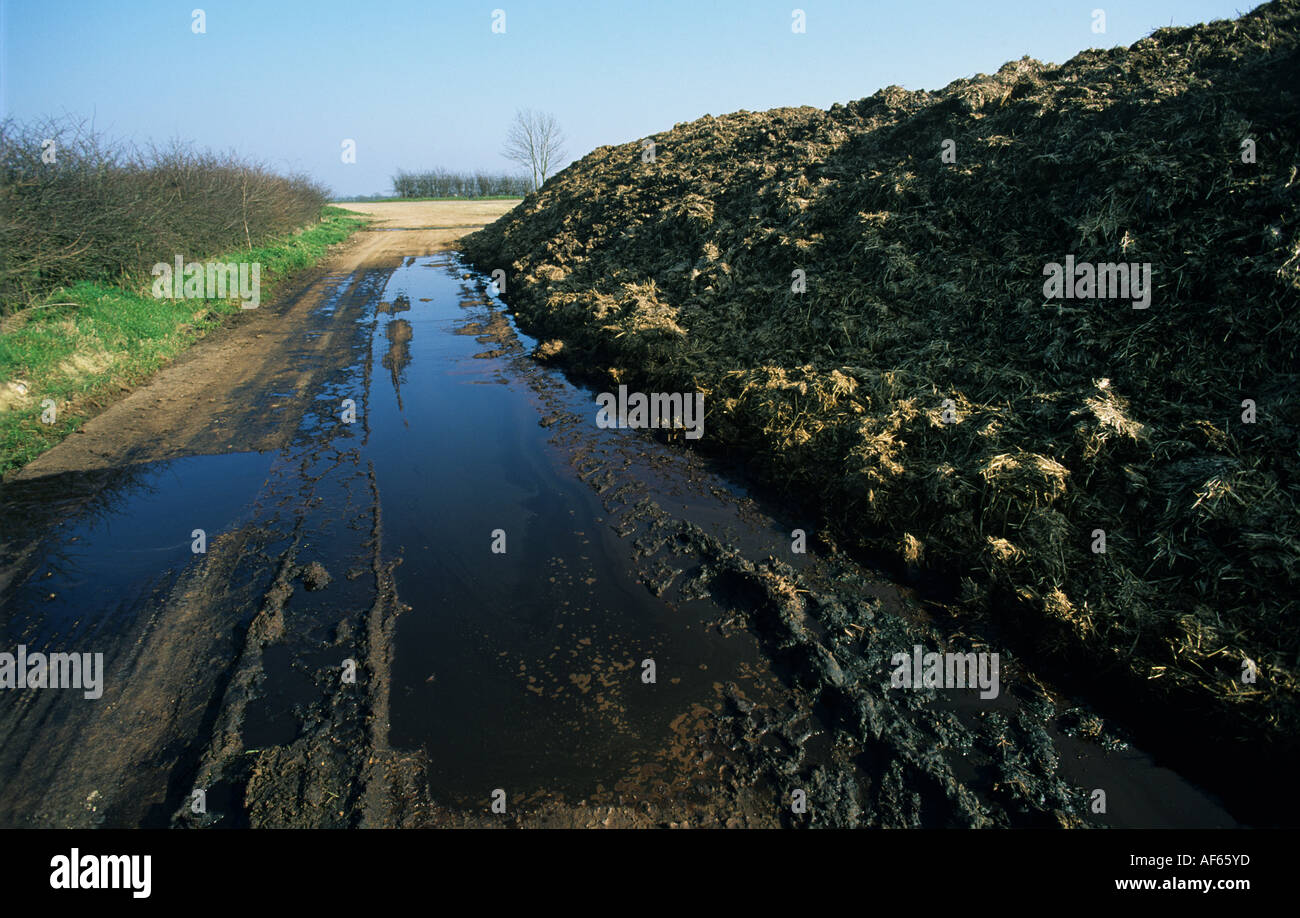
[336,195,524,204]
[333,199,519,230]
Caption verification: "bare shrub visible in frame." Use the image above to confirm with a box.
[0,116,328,314]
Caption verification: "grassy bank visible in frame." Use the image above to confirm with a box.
[0,207,365,476]
[463,0,1300,761]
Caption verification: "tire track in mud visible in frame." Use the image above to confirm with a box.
[170,271,419,828]
[172,456,413,828]
[0,217,1246,828]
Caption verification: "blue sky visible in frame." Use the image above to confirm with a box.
[1,0,1263,197]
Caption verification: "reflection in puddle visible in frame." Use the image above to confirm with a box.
[381,319,413,413]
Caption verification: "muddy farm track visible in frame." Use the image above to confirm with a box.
[0,202,1239,828]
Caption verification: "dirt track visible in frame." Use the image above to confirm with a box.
[0,202,514,826]
[0,202,1243,829]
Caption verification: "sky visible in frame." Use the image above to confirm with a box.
[1,0,1264,198]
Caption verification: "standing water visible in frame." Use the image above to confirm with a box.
[369,255,786,805]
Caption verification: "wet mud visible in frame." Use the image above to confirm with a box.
[0,252,1240,829]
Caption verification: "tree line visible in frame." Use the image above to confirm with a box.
[389,168,532,199]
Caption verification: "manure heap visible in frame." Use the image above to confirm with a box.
[464,1,1300,769]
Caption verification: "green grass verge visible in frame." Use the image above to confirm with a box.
[0,206,365,476]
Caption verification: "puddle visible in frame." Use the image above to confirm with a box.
[1,451,277,650]
[366,257,783,804]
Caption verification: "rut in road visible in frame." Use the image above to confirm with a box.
[0,211,1240,828]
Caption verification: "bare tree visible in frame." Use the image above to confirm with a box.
[502,109,566,192]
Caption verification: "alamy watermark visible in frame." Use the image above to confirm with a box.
[0,645,104,699]
[50,848,150,898]
[890,644,999,699]
[595,384,705,440]
[151,255,261,309]
[1043,255,1151,309]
